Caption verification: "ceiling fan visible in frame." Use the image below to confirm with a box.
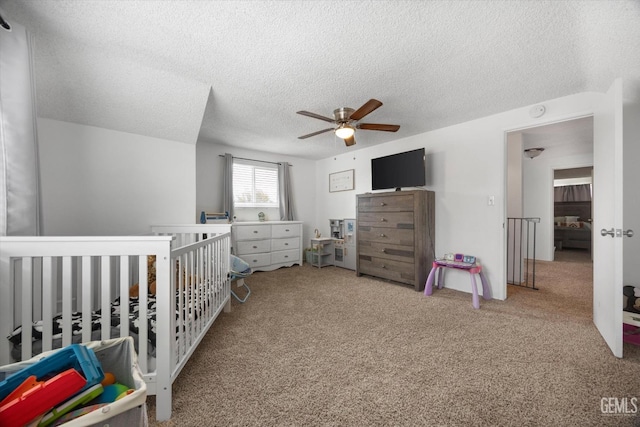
[296,99,400,146]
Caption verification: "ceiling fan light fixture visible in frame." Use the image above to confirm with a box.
[335,124,355,139]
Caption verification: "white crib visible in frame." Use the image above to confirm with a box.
[0,224,231,421]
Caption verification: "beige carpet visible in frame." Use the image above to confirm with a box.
[148,255,640,426]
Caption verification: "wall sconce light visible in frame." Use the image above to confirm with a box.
[524,148,545,159]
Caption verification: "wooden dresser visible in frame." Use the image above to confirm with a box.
[232,221,303,272]
[356,190,435,291]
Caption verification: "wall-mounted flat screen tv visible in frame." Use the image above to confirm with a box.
[371,148,426,191]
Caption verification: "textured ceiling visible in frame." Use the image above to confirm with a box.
[1,1,639,160]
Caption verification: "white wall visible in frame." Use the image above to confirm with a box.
[521,128,594,262]
[624,98,640,286]
[195,142,317,247]
[38,119,196,235]
[315,92,604,301]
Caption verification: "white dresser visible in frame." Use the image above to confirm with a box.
[231,221,303,271]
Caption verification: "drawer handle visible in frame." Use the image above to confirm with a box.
[285,229,290,232]
[380,202,386,206]
[381,264,386,269]
[284,255,289,258]
[381,249,386,253]
[252,245,257,249]
[379,233,385,237]
[253,230,258,234]
[380,218,386,222]
[285,243,289,246]
[252,260,258,263]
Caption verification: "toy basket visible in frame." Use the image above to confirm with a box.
[0,337,147,427]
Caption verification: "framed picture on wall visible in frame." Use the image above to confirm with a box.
[329,169,355,192]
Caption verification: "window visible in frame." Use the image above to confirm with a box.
[233,160,279,207]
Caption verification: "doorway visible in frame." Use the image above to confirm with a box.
[505,117,594,319]
[553,166,593,263]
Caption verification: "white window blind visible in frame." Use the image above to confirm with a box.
[233,160,279,207]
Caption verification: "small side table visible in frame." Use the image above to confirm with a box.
[310,237,335,268]
[424,260,492,309]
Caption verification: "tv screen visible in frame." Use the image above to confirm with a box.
[371,148,426,190]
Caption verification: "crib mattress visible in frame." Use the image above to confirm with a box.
[7,295,158,361]
[7,284,221,362]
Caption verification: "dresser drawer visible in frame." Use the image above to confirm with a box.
[236,239,271,255]
[358,227,414,246]
[358,194,414,212]
[272,223,300,238]
[271,237,300,251]
[357,211,414,229]
[358,240,415,264]
[235,224,271,240]
[271,249,299,264]
[243,253,271,269]
[358,255,414,285]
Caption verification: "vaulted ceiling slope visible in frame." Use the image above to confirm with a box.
[2,1,639,160]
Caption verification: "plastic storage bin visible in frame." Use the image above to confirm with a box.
[0,337,147,427]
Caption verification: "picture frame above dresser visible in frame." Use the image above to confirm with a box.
[356,190,435,291]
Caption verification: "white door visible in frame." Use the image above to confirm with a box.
[593,78,624,357]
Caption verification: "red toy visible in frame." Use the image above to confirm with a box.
[0,368,86,427]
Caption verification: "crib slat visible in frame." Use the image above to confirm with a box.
[61,257,73,348]
[176,254,185,360]
[20,257,33,362]
[170,254,179,368]
[188,251,196,345]
[138,255,149,373]
[101,256,111,341]
[119,256,130,339]
[42,257,54,353]
[200,245,208,326]
[81,256,93,344]
[33,259,42,324]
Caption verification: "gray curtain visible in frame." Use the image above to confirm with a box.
[0,12,42,236]
[222,153,234,221]
[554,184,591,202]
[278,162,295,221]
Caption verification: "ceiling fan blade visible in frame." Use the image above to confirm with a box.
[349,99,383,121]
[357,123,400,132]
[344,136,356,146]
[296,110,335,123]
[298,128,334,139]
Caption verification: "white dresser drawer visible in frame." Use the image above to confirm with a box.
[235,224,271,240]
[242,253,271,269]
[271,249,299,265]
[236,239,271,255]
[271,237,299,251]
[272,223,300,238]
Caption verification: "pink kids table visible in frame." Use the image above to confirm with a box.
[424,260,492,309]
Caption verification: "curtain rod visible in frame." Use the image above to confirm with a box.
[219,154,291,166]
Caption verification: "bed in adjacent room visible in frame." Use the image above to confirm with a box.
[554,201,592,252]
